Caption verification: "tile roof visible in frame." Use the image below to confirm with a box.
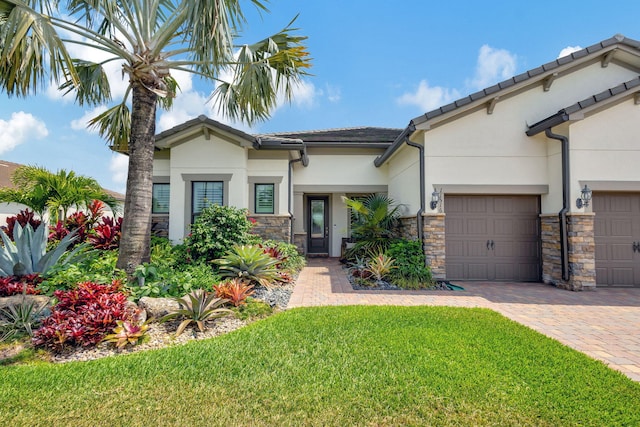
[262,127,403,144]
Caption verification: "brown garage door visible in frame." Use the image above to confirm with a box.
[594,192,640,287]
[446,195,541,281]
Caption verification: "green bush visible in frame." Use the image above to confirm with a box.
[231,297,273,320]
[38,250,126,294]
[126,261,220,301]
[184,205,253,262]
[386,239,433,289]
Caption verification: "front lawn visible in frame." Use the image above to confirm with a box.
[1,306,638,426]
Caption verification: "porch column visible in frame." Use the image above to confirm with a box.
[423,213,446,280]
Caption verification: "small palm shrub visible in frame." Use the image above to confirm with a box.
[214,279,255,307]
[386,239,433,289]
[160,290,231,336]
[32,281,129,351]
[185,205,253,262]
[213,245,280,288]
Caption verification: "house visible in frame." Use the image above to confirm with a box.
[153,34,640,289]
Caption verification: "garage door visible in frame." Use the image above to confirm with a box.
[594,192,640,287]
[446,195,541,281]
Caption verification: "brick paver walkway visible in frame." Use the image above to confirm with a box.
[289,258,640,382]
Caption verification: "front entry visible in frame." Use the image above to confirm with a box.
[307,196,329,254]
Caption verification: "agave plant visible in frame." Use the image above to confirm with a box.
[213,245,280,288]
[0,297,48,341]
[0,223,90,277]
[160,290,231,336]
[103,320,150,349]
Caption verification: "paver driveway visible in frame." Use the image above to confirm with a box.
[289,258,640,382]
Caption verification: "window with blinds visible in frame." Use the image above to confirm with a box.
[192,181,223,222]
[254,183,275,214]
[152,183,170,214]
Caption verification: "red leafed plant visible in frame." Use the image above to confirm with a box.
[214,279,255,307]
[88,216,122,250]
[32,280,129,351]
[48,220,70,241]
[1,209,42,241]
[0,274,43,296]
[259,244,288,269]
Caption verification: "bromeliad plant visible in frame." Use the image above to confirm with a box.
[213,245,280,288]
[160,290,232,336]
[366,253,396,282]
[214,279,255,307]
[103,320,150,349]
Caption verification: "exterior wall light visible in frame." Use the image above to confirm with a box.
[430,189,442,210]
[576,185,592,209]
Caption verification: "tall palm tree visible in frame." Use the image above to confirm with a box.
[0,1,310,274]
[0,165,119,222]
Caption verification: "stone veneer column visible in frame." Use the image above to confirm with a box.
[540,213,596,291]
[422,213,446,280]
[566,213,596,291]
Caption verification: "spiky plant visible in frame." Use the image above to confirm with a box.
[213,245,280,288]
[160,290,231,336]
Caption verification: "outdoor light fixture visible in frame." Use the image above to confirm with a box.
[576,185,592,209]
[430,189,442,210]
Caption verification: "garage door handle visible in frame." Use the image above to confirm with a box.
[490,240,495,250]
[634,242,640,253]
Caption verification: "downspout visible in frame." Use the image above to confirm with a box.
[404,137,425,242]
[545,128,570,281]
[288,148,308,244]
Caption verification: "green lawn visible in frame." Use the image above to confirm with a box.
[1,306,639,426]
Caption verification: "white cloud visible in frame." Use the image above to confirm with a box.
[70,106,108,133]
[109,153,128,193]
[325,84,342,103]
[467,45,517,90]
[558,46,582,59]
[289,80,317,108]
[0,112,49,154]
[396,80,461,112]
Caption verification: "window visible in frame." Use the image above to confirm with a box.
[192,181,223,222]
[152,183,170,214]
[254,183,275,214]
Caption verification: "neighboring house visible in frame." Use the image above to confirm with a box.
[0,160,125,224]
[153,34,640,289]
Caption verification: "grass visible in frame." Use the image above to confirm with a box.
[1,305,639,426]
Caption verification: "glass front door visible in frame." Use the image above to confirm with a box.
[307,196,329,254]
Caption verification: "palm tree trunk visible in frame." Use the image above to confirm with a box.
[116,83,157,275]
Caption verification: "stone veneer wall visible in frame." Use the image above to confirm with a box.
[540,213,596,291]
[151,214,169,238]
[293,233,306,254]
[423,214,446,280]
[248,215,291,243]
[540,215,561,286]
[397,214,446,280]
[566,213,596,291]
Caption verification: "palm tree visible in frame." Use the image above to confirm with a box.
[0,1,310,274]
[342,194,401,257]
[0,165,119,222]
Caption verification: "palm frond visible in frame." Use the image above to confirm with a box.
[88,101,131,152]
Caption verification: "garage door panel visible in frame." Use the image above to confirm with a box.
[446,240,465,258]
[446,195,541,281]
[594,192,640,287]
[467,264,488,280]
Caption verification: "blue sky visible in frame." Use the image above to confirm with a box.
[2,0,640,193]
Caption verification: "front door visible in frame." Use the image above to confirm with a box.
[307,196,329,254]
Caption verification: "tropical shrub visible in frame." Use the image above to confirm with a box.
[386,239,433,289]
[0,274,42,296]
[347,256,372,279]
[32,281,129,350]
[342,194,401,258]
[258,239,306,274]
[232,297,273,321]
[159,290,231,336]
[213,245,280,288]
[38,250,125,294]
[88,216,122,250]
[214,279,255,307]
[0,223,89,277]
[184,205,253,262]
[126,261,219,301]
[1,209,41,241]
